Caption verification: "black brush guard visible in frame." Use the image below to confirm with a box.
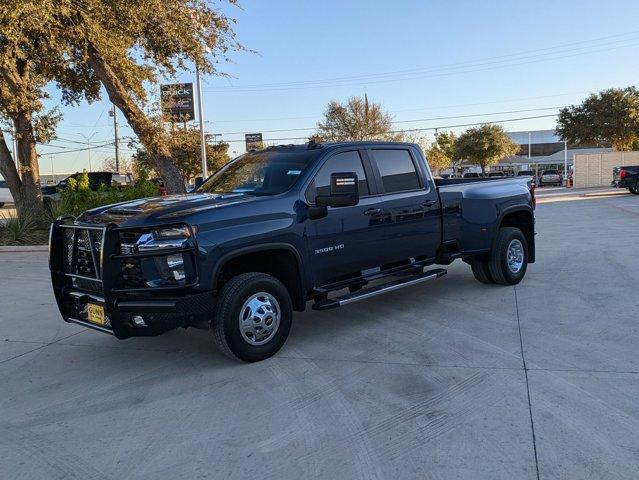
[49,218,216,338]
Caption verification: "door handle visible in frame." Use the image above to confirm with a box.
[421,199,437,208]
[363,207,381,216]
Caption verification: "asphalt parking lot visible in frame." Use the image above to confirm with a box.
[1,189,638,480]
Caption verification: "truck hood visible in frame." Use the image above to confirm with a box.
[77,192,259,225]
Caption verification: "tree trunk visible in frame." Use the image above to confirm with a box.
[0,126,46,221]
[86,46,185,194]
[15,114,46,216]
[480,164,486,176]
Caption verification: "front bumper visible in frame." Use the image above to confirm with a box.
[49,219,216,339]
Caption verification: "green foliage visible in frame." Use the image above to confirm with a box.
[132,128,231,181]
[456,124,519,174]
[314,95,401,142]
[423,132,458,171]
[57,171,160,216]
[557,87,639,151]
[0,212,42,245]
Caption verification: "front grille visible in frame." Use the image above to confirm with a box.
[61,227,103,280]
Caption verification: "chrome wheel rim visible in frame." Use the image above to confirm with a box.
[506,239,524,274]
[239,292,281,346]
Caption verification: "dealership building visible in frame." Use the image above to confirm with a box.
[494,129,611,175]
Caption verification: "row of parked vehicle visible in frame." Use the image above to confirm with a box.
[440,169,565,186]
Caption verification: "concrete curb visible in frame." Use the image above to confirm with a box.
[0,245,48,252]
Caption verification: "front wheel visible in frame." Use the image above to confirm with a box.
[488,227,529,285]
[629,185,639,195]
[212,272,293,362]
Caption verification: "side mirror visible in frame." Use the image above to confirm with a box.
[315,172,359,208]
[194,177,204,189]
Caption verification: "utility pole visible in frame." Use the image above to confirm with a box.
[79,132,97,172]
[87,139,92,172]
[195,63,208,179]
[110,104,120,172]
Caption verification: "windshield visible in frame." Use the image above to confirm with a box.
[197,149,317,196]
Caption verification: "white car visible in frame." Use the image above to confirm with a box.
[0,179,14,207]
[538,170,563,186]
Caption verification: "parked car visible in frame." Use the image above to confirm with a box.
[42,172,134,200]
[517,170,537,185]
[488,171,505,177]
[50,141,536,362]
[463,172,482,178]
[612,166,639,194]
[538,169,563,186]
[0,179,14,207]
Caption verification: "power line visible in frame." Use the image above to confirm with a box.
[44,141,115,155]
[215,106,566,135]
[205,92,580,124]
[213,113,559,144]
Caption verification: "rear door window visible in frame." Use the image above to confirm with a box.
[371,149,421,193]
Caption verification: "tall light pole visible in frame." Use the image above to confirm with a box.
[563,140,568,187]
[195,63,207,179]
[110,104,120,172]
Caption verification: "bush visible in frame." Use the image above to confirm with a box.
[56,171,160,217]
[0,212,47,245]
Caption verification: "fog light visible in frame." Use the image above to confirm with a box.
[133,315,147,327]
[166,254,185,281]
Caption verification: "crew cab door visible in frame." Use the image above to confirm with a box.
[304,149,386,285]
[365,146,441,263]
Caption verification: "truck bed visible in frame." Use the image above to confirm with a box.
[435,177,534,254]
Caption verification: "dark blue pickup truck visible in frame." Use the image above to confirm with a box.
[50,142,536,361]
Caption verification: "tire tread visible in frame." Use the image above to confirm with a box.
[212,272,272,361]
[488,227,527,285]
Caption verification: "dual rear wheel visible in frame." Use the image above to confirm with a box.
[470,227,528,285]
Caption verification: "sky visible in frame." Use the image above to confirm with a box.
[27,0,639,175]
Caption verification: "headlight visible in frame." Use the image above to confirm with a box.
[153,253,186,283]
[152,226,192,240]
[137,226,193,251]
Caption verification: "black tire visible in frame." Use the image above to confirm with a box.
[488,227,528,285]
[212,272,292,362]
[471,259,495,284]
[629,186,639,195]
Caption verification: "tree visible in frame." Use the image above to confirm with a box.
[425,132,458,172]
[131,127,230,183]
[314,95,400,142]
[456,124,519,175]
[0,1,97,220]
[557,87,639,151]
[7,0,240,194]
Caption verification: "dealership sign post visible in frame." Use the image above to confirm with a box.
[160,83,195,122]
[245,133,263,151]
